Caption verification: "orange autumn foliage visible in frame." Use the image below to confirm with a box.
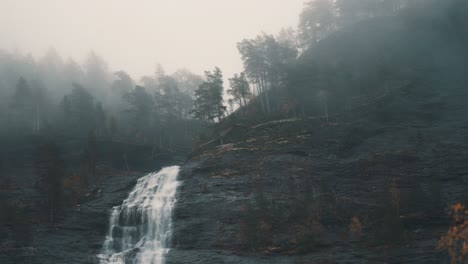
[62,173,88,204]
[437,203,468,264]
[349,215,363,238]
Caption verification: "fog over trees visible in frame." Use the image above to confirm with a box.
[0,0,463,153]
[0,0,446,141]
[0,49,206,146]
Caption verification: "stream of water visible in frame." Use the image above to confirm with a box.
[98,166,180,264]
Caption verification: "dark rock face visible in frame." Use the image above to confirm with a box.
[2,93,466,264]
[169,86,468,263]
[3,172,141,264]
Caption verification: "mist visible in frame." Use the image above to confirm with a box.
[0,0,304,79]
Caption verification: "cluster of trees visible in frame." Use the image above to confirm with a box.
[299,0,426,49]
[0,49,206,152]
[228,72,251,109]
[1,0,460,137]
[193,67,226,123]
[188,31,299,120]
[216,0,463,121]
[118,68,203,147]
[237,34,298,114]
[0,50,109,137]
[151,1,445,124]
[1,0,458,143]
[223,0,411,117]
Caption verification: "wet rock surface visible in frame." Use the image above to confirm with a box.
[2,91,467,264]
[169,87,468,263]
[0,172,141,264]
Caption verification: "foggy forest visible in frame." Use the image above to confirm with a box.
[0,0,467,263]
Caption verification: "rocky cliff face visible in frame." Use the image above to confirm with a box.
[2,82,466,264]
[0,171,141,264]
[168,80,468,263]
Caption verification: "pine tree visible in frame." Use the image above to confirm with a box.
[81,131,97,186]
[122,85,153,137]
[299,0,336,48]
[109,116,118,138]
[68,83,95,133]
[193,67,226,123]
[228,72,252,108]
[193,82,213,122]
[94,102,107,136]
[10,77,34,131]
[36,142,64,223]
[210,67,226,121]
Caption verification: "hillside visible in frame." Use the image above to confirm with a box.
[168,6,468,264]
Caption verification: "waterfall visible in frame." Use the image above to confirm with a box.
[98,166,180,264]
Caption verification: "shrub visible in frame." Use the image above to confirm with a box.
[437,203,468,264]
[349,215,363,239]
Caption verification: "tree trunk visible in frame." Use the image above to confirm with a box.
[262,74,270,114]
[255,80,266,113]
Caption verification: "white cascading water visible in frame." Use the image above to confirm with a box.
[98,166,180,264]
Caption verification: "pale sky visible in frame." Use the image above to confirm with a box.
[0,0,304,80]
